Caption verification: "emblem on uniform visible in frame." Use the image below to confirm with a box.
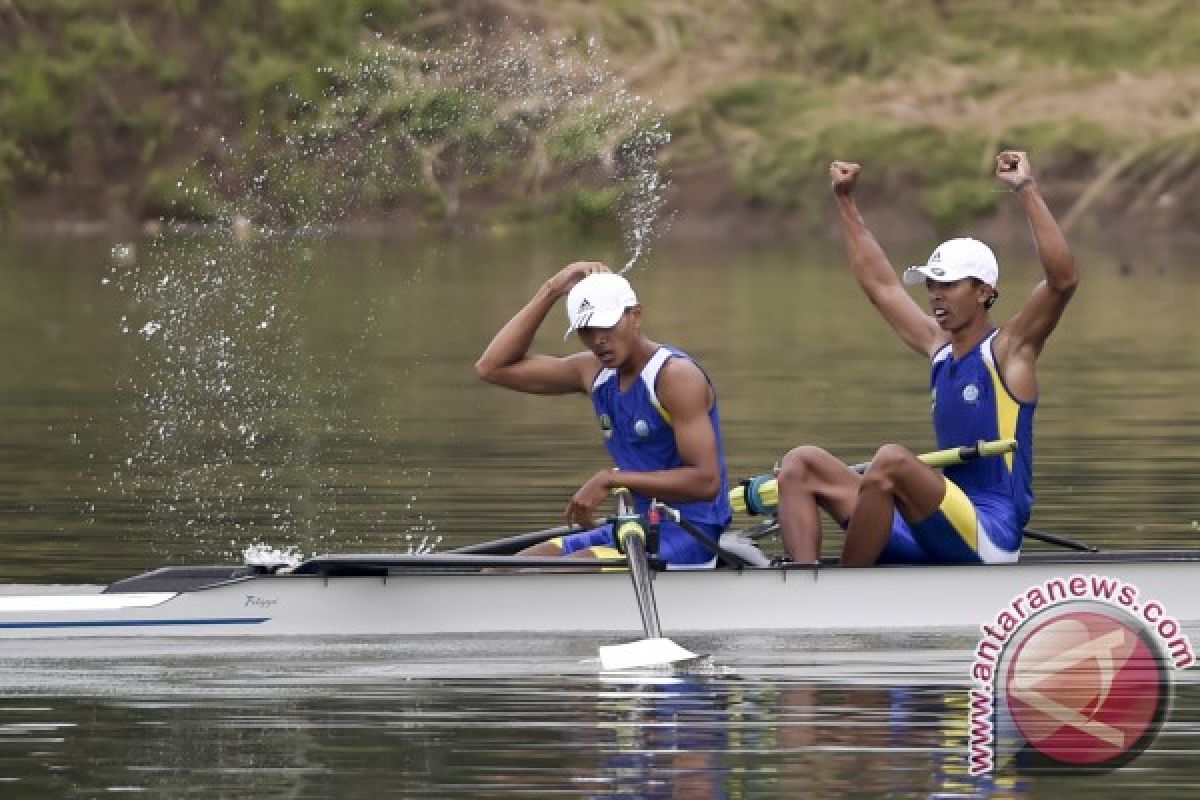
[599,413,613,439]
[962,383,981,404]
[634,419,651,438]
[931,387,937,410]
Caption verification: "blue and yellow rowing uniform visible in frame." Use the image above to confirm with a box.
[879,330,1034,564]
[556,346,732,567]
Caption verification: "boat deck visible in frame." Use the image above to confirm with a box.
[91,548,1200,595]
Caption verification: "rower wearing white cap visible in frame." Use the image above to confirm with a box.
[476,263,732,566]
[776,151,1078,566]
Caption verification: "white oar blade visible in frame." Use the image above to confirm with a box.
[598,637,698,671]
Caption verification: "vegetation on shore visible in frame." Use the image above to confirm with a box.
[2,0,1199,236]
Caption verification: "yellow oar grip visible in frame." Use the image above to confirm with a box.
[729,439,1018,515]
[729,475,779,516]
[917,438,1017,469]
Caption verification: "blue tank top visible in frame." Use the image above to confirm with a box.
[590,346,732,529]
[931,330,1035,528]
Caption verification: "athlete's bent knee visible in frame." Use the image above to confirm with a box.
[868,443,916,478]
[778,446,825,488]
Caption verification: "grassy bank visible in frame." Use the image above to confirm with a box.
[2,0,1199,236]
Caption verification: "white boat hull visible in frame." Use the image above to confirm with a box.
[2,552,1198,640]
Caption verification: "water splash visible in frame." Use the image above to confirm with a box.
[242,542,304,569]
[404,533,443,555]
[619,117,671,273]
[104,29,666,561]
[305,31,670,267]
[106,231,327,559]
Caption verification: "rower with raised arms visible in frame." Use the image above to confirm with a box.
[776,151,1078,566]
[475,263,732,567]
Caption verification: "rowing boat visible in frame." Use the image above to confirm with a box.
[3,547,1198,640]
[4,441,1196,652]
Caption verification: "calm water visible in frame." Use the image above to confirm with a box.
[1,231,1199,796]
[1,637,1198,798]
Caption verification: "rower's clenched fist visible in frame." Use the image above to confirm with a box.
[830,161,861,196]
[995,150,1034,190]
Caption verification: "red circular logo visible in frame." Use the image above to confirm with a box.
[1004,609,1168,767]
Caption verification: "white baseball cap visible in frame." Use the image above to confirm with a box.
[563,272,638,340]
[903,237,999,287]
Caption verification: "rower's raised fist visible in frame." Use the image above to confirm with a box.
[830,161,861,196]
[995,150,1033,189]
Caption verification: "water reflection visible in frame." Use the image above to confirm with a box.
[578,675,733,798]
[2,631,1199,798]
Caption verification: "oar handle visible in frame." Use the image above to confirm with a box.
[613,487,634,517]
[899,438,1018,473]
[730,439,1018,515]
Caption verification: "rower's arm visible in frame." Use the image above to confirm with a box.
[475,263,606,395]
[564,359,722,528]
[991,152,1078,401]
[626,359,723,501]
[831,161,944,358]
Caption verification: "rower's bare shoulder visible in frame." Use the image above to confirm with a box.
[657,356,712,412]
[659,356,709,387]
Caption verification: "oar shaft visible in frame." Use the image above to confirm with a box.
[623,532,662,639]
[901,438,1017,472]
[1025,529,1098,553]
[851,438,1016,473]
[449,524,577,555]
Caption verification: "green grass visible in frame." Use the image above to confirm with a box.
[2,0,1199,232]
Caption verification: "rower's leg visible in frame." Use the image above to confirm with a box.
[776,446,861,563]
[842,444,945,566]
[517,525,610,558]
[509,540,605,573]
[516,540,565,557]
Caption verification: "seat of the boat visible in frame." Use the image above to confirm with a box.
[717,531,772,568]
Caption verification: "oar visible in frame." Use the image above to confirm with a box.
[448,524,579,555]
[1024,529,1098,552]
[730,438,1018,515]
[850,438,1018,475]
[597,491,698,671]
